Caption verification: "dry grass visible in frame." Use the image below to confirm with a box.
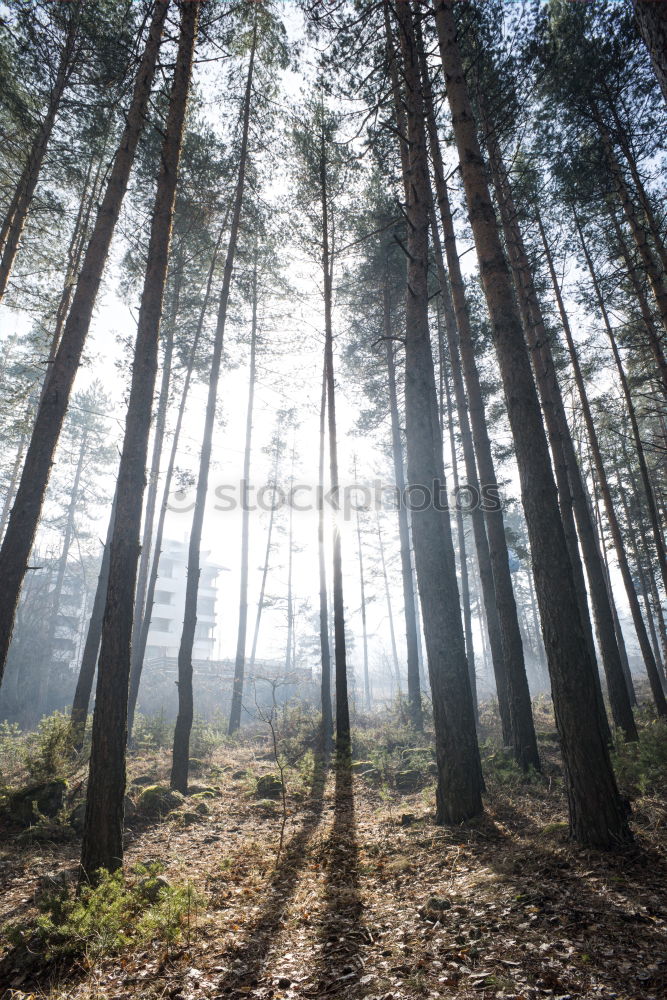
[0,706,666,1000]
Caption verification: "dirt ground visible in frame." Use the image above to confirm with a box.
[0,719,666,1000]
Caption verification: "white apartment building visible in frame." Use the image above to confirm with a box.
[145,538,221,660]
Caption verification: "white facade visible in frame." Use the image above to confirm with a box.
[145,538,220,660]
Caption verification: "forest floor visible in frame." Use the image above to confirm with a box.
[0,702,666,1000]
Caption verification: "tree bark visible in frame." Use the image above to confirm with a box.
[484,135,629,740]
[43,429,87,710]
[434,0,631,847]
[127,214,229,738]
[70,491,117,751]
[395,0,483,824]
[376,511,401,696]
[81,0,198,879]
[0,0,169,688]
[384,292,422,728]
[128,267,179,693]
[172,18,256,780]
[417,28,538,766]
[439,337,476,718]
[317,362,333,748]
[353,459,371,712]
[555,232,667,715]
[228,260,258,733]
[577,218,667,602]
[320,112,350,753]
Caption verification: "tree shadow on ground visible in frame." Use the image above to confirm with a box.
[455,803,667,999]
[309,752,368,999]
[213,750,329,996]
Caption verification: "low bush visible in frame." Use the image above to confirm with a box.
[3,862,204,965]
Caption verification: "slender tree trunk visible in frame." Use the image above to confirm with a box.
[620,438,667,678]
[173,20,256,783]
[229,261,258,733]
[484,137,627,740]
[70,492,117,751]
[39,155,104,405]
[376,511,400,696]
[440,343,476,717]
[43,429,87,710]
[634,0,667,106]
[317,362,333,747]
[395,0,483,823]
[430,200,521,753]
[0,0,169,687]
[614,450,666,680]
[577,218,667,601]
[285,440,295,674]
[384,294,422,727]
[352,458,371,711]
[127,215,229,737]
[434,0,631,846]
[418,29,537,765]
[249,438,280,671]
[0,10,79,301]
[129,268,179,672]
[320,117,350,753]
[81,1,197,878]
[0,427,27,542]
[556,248,667,714]
[589,471,637,704]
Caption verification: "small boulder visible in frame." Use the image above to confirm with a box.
[69,801,86,834]
[188,758,205,775]
[231,769,248,781]
[351,761,375,774]
[395,769,421,792]
[8,779,67,827]
[255,774,283,799]
[188,784,217,796]
[193,800,210,816]
[136,784,184,817]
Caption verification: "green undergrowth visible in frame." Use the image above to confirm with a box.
[612,716,667,797]
[2,862,205,966]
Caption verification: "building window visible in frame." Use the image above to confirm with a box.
[152,618,171,633]
[198,597,215,617]
[155,590,173,605]
[160,559,174,579]
[195,623,211,641]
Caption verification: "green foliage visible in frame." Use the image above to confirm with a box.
[481,741,539,788]
[132,710,172,751]
[23,712,75,782]
[4,863,204,964]
[612,719,667,797]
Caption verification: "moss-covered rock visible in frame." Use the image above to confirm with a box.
[188,784,218,797]
[188,758,205,775]
[351,761,375,774]
[136,784,184,817]
[395,769,421,792]
[193,800,210,816]
[255,774,283,799]
[7,779,67,827]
